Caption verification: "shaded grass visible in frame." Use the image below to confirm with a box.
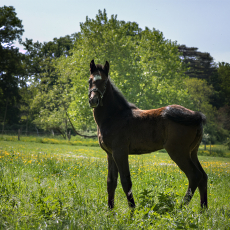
[1,134,230,158]
[0,134,98,147]
[0,140,230,229]
[198,144,230,158]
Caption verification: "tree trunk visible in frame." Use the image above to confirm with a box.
[65,118,68,140]
[18,129,20,141]
[26,115,28,136]
[65,111,97,138]
[2,97,9,134]
[67,130,71,141]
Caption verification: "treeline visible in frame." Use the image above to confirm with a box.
[0,6,229,143]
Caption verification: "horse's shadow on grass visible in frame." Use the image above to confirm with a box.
[137,189,178,215]
[107,190,179,218]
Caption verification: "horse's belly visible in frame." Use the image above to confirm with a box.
[129,138,164,155]
[127,120,165,154]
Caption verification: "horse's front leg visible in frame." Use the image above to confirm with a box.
[107,153,118,209]
[112,149,135,208]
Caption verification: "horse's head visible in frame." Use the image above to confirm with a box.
[88,60,109,108]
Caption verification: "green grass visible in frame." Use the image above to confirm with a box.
[0,134,99,147]
[0,140,230,229]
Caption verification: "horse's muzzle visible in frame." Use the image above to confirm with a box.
[89,96,100,108]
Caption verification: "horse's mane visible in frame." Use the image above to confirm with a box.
[94,64,137,110]
[108,78,138,110]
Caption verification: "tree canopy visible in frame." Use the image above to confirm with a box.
[178,45,217,80]
[0,5,24,45]
[0,5,25,131]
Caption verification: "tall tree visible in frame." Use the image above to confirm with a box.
[178,45,230,141]
[183,78,221,141]
[0,6,25,132]
[137,29,189,109]
[217,62,230,106]
[22,33,79,84]
[178,45,217,81]
[0,6,24,45]
[31,69,73,139]
[25,34,80,137]
[215,62,230,133]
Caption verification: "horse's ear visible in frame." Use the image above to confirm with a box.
[103,61,109,75]
[90,60,96,74]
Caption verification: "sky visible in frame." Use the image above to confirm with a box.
[2,0,230,63]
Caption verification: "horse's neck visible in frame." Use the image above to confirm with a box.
[93,82,128,127]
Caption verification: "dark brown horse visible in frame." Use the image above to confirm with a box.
[88,60,208,209]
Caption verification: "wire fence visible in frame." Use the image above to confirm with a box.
[1,129,62,136]
[1,129,97,140]
[1,123,97,138]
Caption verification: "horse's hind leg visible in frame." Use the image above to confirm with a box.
[107,153,118,209]
[166,148,203,206]
[191,147,208,208]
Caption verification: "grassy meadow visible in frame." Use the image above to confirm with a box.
[0,136,230,229]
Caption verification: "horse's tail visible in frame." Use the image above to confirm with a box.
[162,105,206,126]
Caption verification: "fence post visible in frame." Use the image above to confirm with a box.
[68,130,71,141]
[18,129,20,141]
[210,141,212,155]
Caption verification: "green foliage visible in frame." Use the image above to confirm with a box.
[0,5,26,129]
[18,33,80,136]
[22,33,79,82]
[184,78,229,143]
[24,35,79,137]
[31,69,73,138]
[178,46,230,143]
[218,62,230,106]
[184,78,214,112]
[208,62,230,109]
[0,5,24,44]
[134,28,190,109]
[178,45,217,80]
